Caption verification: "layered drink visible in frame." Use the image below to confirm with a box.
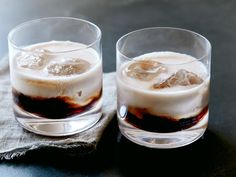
[117,51,209,133]
[10,41,102,119]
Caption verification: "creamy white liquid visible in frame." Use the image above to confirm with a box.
[10,41,102,105]
[117,51,209,119]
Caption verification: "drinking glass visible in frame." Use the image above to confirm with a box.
[8,17,102,136]
[116,27,211,148]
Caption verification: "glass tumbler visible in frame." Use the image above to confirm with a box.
[8,17,102,136]
[116,27,211,148]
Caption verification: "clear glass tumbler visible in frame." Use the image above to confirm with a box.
[8,17,102,136]
[116,27,211,148]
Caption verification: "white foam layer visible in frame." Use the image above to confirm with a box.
[117,51,210,119]
[10,41,102,105]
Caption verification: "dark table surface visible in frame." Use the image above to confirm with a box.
[1,0,236,176]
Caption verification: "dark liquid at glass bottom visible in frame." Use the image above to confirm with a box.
[13,88,102,119]
[122,106,208,133]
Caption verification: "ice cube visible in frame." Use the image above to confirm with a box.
[125,59,167,81]
[47,58,90,76]
[18,49,49,69]
[153,69,203,89]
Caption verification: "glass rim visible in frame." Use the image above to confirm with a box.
[116,27,211,65]
[8,17,102,54]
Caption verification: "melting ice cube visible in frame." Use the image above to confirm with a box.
[125,59,167,81]
[17,49,49,69]
[153,69,203,89]
[47,58,90,76]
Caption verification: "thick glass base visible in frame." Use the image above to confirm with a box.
[14,100,102,137]
[118,112,208,149]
